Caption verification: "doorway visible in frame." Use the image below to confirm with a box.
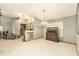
[20,24,26,36]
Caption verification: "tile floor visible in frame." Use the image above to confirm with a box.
[0,38,77,56]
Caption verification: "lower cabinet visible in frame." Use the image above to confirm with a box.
[46,31,59,42]
[25,31,33,41]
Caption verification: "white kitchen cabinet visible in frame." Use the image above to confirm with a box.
[25,30,33,41]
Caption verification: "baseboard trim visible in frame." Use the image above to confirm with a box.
[60,40,77,45]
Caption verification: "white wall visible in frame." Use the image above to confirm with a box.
[12,20,20,35]
[33,17,43,39]
[47,15,76,44]
[42,25,47,39]
[34,26,43,39]
[63,16,76,44]
[1,16,12,36]
[12,18,26,35]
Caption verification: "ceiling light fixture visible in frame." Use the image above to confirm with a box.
[41,9,47,25]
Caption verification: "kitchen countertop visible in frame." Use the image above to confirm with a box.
[25,30,33,32]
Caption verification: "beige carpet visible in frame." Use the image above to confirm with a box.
[0,38,77,56]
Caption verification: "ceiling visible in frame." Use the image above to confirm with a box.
[0,3,77,20]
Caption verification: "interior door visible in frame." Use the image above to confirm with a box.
[20,24,26,36]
